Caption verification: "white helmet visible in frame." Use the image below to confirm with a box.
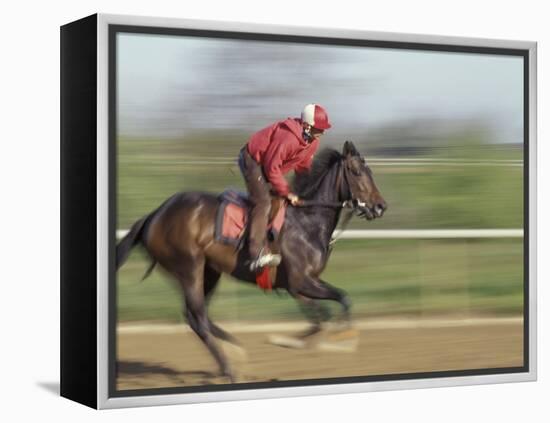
[301,104,332,130]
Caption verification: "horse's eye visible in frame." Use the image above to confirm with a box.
[348,166,361,176]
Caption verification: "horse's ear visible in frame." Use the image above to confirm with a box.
[343,140,359,157]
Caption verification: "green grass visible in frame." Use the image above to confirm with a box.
[116,238,524,323]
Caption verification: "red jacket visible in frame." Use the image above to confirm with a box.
[246,118,319,196]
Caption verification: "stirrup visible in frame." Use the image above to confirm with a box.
[249,253,281,272]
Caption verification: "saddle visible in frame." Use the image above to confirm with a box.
[214,189,287,291]
[214,189,287,248]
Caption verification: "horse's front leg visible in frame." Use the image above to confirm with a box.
[280,233,351,330]
[294,294,332,337]
[297,277,352,326]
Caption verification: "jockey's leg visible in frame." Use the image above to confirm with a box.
[239,147,280,269]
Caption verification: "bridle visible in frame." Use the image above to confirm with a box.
[297,157,370,217]
[340,157,372,218]
[294,158,372,246]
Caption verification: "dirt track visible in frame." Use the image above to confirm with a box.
[116,319,523,390]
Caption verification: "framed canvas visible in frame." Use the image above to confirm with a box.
[60,13,537,409]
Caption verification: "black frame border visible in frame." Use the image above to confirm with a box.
[60,14,98,409]
[107,23,530,399]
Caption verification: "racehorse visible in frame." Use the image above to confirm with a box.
[116,140,387,382]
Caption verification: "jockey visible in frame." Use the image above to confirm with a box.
[238,103,332,272]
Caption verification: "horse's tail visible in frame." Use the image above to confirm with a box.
[116,216,148,271]
[140,259,157,282]
[117,195,180,278]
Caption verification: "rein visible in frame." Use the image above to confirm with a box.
[291,160,357,246]
[294,159,353,209]
[297,199,352,208]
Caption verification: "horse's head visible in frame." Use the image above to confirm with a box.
[342,141,387,220]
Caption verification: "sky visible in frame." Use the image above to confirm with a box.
[117,32,524,143]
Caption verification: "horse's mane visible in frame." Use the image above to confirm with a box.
[292,148,342,199]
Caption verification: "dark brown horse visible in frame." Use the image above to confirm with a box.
[116,141,387,381]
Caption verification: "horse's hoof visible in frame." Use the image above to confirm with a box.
[316,328,360,352]
[223,370,239,384]
[297,325,323,339]
[220,341,248,362]
[268,334,307,349]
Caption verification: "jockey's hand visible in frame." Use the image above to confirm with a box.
[286,193,301,206]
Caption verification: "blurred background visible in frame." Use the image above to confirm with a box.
[116,32,524,324]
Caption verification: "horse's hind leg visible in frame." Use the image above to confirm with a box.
[204,265,242,347]
[177,257,235,382]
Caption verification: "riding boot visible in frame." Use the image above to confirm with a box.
[249,247,282,272]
